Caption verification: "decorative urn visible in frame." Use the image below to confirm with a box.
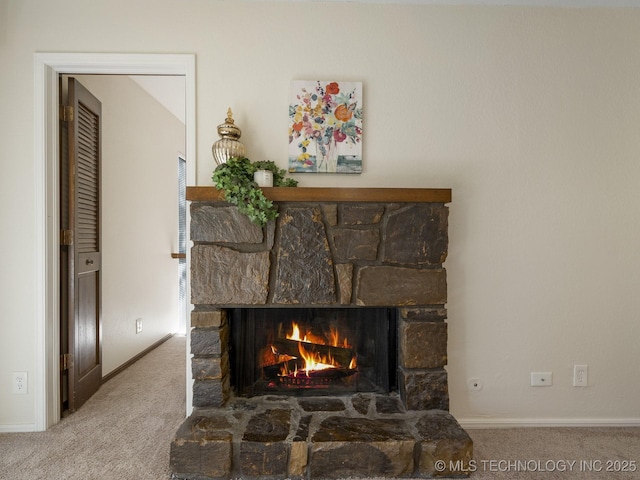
[211,108,246,165]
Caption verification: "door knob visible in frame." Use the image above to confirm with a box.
[86,259,94,265]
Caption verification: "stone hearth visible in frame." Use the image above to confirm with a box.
[171,187,472,479]
[171,395,472,479]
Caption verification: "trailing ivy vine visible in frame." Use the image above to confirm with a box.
[211,157,297,227]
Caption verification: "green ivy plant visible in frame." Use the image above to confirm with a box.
[212,157,298,227]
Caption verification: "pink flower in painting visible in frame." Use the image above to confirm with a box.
[304,124,315,137]
[333,129,347,143]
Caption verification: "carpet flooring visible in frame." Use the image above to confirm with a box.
[0,335,186,480]
[468,426,640,479]
[1,335,638,479]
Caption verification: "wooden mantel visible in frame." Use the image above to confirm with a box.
[186,186,451,203]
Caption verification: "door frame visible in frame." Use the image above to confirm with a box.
[34,53,196,431]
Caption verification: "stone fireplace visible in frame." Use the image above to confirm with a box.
[170,187,472,479]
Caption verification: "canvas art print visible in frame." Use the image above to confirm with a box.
[288,80,363,174]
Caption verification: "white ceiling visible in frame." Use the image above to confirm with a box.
[129,75,186,125]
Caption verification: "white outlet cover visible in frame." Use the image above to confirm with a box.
[12,372,28,394]
[573,365,588,387]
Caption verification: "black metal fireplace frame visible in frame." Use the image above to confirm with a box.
[229,307,398,398]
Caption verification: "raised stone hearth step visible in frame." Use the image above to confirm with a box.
[170,394,472,479]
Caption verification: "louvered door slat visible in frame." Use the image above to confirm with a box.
[76,101,99,254]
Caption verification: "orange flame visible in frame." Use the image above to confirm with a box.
[286,322,351,348]
[278,321,356,377]
[296,342,336,375]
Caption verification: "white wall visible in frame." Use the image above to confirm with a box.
[1,0,640,429]
[73,75,184,376]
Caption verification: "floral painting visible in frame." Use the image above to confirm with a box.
[288,80,363,174]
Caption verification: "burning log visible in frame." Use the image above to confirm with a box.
[277,367,358,387]
[261,321,358,388]
[260,345,296,368]
[271,339,354,368]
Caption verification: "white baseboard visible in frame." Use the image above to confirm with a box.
[4,419,639,432]
[0,423,38,433]
[458,418,640,429]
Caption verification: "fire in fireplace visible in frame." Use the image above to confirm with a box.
[264,319,357,388]
[229,308,397,397]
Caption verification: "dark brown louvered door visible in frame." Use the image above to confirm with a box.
[62,78,102,413]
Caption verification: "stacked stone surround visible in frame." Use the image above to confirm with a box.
[172,187,473,479]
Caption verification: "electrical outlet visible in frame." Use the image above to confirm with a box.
[531,372,553,387]
[136,318,143,334]
[12,372,28,394]
[573,364,588,387]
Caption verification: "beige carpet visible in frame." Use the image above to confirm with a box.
[0,335,186,480]
[1,335,638,479]
[468,427,639,479]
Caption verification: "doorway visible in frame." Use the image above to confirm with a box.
[59,73,187,414]
[34,53,196,430]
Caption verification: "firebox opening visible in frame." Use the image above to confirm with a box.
[229,308,397,398]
